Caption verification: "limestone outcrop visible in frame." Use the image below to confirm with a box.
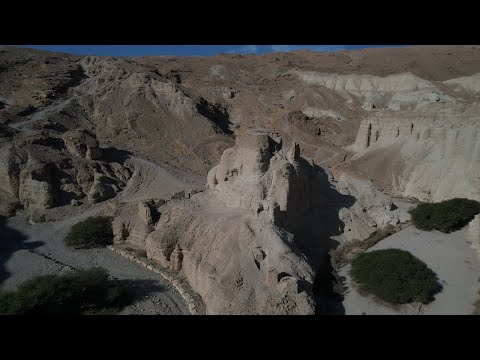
[348,104,480,202]
[0,128,132,217]
[61,129,103,160]
[145,130,317,314]
[112,200,159,247]
[118,129,406,314]
[292,71,454,112]
[335,174,410,242]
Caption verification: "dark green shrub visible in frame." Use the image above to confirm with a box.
[0,267,129,315]
[64,216,113,248]
[350,249,442,305]
[409,198,480,233]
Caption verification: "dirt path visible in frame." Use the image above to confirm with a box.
[9,92,92,130]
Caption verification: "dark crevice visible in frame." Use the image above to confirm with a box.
[196,97,233,135]
[277,272,292,282]
[367,123,372,147]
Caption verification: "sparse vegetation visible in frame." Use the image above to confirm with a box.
[409,198,480,233]
[0,268,129,315]
[64,216,113,248]
[350,249,442,305]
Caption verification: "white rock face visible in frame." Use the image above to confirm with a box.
[293,71,454,111]
[350,105,480,202]
[444,73,480,95]
[296,71,480,204]
[335,174,410,242]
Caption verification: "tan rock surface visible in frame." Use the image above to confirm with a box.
[142,130,406,314]
[0,127,131,216]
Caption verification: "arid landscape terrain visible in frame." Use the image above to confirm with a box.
[1,45,480,315]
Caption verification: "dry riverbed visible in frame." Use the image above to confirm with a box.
[0,214,190,315]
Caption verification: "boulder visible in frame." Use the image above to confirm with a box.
[62,129,103,160]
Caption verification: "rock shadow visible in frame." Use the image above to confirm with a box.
[101,147,133,165]
[276,159,356,315]
[196,97,233,135]
[111,278,167,304]
[0,216,44,285]
[278,160,356,264]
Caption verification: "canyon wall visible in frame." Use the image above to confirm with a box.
[349,103,480,201]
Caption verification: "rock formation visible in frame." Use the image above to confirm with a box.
[0,127,131,217]
[109,129,406,314]
[62,129,103,160]
[347,101,480,202]
[335,174,410,242]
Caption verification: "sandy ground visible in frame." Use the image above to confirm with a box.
[340,225,480,315]
[0,152,206,315]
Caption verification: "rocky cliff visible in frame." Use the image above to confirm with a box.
[0,125,131,217]
[112,129,406,314]
[346,75,480,201]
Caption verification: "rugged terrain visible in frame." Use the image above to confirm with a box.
[1,45,480,314]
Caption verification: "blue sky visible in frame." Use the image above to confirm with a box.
[21,45,407,56]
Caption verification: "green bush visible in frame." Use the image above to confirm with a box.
[409,198,480,233]
[64,216,113,248]
[0,268,129,315]
[350,249,442,305]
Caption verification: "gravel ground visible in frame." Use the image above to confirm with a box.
[0,215,189,315]
[340,225,480,315]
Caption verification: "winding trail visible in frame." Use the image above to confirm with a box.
[9,92,92,130]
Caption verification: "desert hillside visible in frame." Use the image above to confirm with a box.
[1,45,480,315]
